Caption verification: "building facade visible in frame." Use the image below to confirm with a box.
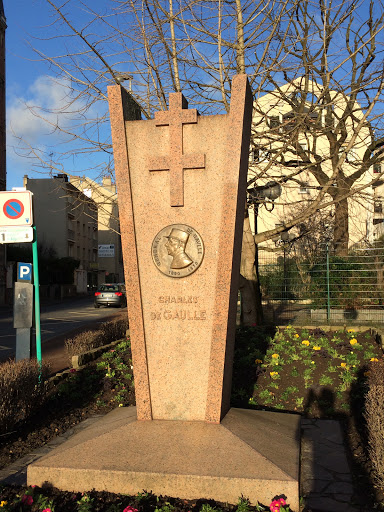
[23,174,98,293]
[249,79,373,251]
[71,175,124,285]
[0,1,6,304]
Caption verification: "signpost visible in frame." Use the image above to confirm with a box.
[98,244,115,257]
[14,264,33,361]
[18,263,33,282]
[0,226,34,244]
[0,191,41,365]
[0,191,33,226]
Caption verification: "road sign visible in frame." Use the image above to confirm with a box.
[0,191,33,227]
[18,262,33,282]
[4,198,24,219]
[98,244,115,257]
[0,226,34,244]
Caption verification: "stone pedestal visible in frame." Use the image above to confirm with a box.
[28,407,300,511]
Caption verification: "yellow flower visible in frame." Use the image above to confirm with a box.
[340,362,347,367]
[255,359,263,364]
[118,403,124,407]
[313,346,321,350]
[311,361,315,364]
[350,339,357,345]
[0,501,8,507]
[370,358,379,362]
[348,328,355,332]
[270,371,279,378]
[271,353,279,359]
[294,334,300,338]
[302,340,310,346]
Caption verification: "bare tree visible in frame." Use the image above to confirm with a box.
[250,0,384,257]
[12,0,384,324]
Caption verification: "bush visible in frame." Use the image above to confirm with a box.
[65,316,129,360]
[65,330,104,360]
[99,317,129,343]
[0,358,50,435]
[365,359,384,489]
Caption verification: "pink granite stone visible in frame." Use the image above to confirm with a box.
[107,75,252,422]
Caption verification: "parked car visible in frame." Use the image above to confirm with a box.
[94,283,127,308]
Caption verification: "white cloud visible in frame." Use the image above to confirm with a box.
[6,75,108,188]
[8,75,84,145]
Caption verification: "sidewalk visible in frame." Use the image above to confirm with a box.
[301,419,361,511]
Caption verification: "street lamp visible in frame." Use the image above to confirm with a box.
[248,180,282,211]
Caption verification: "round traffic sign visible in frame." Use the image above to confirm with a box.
[3,199,25,219]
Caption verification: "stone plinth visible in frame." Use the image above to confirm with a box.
[107,75,252,423]
[28,407,300,511]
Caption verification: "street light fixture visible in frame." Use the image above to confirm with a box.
[248,180,282,211]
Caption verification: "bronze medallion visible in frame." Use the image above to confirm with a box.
[151,224,204,278]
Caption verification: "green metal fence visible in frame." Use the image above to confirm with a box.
[258,242,384,325]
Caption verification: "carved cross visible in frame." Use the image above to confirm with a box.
[148,93,205,207]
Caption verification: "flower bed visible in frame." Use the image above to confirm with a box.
[246,326,382,417]
[0,487,294,512]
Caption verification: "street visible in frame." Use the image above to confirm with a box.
[0,295,126,365]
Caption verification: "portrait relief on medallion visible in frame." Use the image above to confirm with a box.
[151,224,204,278]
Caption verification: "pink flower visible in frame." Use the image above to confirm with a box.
[21,495,33,505]
[278,498,286,506]
[42,509,52,512]
[269,500,281,512]
[123,507,138,512]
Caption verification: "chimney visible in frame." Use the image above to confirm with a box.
[23,175,28,187]
[102,176,116,193]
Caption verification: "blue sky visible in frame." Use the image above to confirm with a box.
[5,0,109,190]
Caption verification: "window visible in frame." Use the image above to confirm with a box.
[269,116,280,129]
[282,112,296,132]
[374,201,383,214]
[299,182,310,194]
[251,146,270,163]
[374,163,381,174]
[347,149,358,163]
[304,111,321,130]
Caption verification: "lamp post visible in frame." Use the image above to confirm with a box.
[246,181,283,324]
[247,180,282,235]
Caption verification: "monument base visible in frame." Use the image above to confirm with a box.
[27,407,300,511]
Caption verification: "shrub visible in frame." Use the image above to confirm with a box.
[99,317,129,343]
[65,330,104,360]
[0,358,50,435]
[365,359,384,489]
[65,316,129,360]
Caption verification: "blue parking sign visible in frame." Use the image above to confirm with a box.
[18,262,32,282]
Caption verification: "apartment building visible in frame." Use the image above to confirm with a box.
[71,175,124,285]
[0,1,6,304]
[23,174,98,293]
[249,79,373,250]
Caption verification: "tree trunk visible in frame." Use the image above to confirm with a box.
[333,197,349,257]
[239,213,264,325]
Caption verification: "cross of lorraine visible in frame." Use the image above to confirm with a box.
[148,93,205,207]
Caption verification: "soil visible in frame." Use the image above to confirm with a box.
[0,361,135,470]
[0,487,270,512]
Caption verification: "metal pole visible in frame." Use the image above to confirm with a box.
[326,242,331,322]
[32,225,42,365]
